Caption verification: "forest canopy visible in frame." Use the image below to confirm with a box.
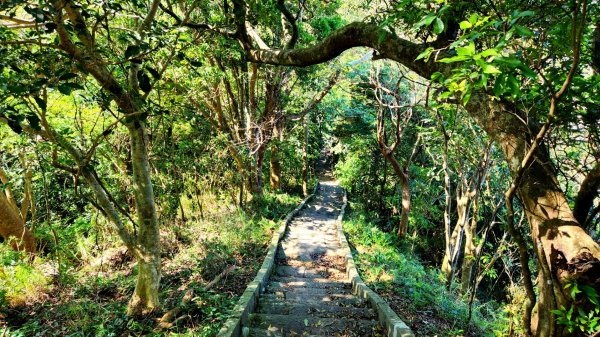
[0,0,599,336]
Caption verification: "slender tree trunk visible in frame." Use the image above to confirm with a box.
[254,143,266,196]
[461,197,478,294]
[379,156,387,213]
[437,111,453,279]
[270,120,283,190]
[397,169,410,237]
[126,121,161,316]
[302,113,309,196]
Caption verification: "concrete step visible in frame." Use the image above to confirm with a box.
[248,314,381,336]
[267,277,351,289]
[265,285,351,301]
[257,300,376,319]
[260,292,364,303]
[275,259,346,271]
[246,327,282,337]
[274,265,346,279]
[258,295,368,307]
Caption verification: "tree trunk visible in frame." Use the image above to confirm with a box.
[0,192,36,253]
[270,120,283,190]
[461,197,478,294]
[254,143,266,197]
[466,94,600,337]
[126,121,161,316]
[381,151,410,238]
[302,113,309,197]
[397,169,410,237]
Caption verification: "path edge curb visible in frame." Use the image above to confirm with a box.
[217,182,320,337]
[336,189,415,337]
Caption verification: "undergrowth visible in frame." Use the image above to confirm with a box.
[343,203,508,337]
[0,191,302,337]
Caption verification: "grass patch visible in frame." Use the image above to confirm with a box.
[343,204,507,337]
[1,191,303,336]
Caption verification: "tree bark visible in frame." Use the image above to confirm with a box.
[0,191,36,253]
[397,168,410,237]
[254,142,266,197]
[573,162,600,227]
[270,120,283,190]
[126,121,161,316]
[302,113,309,197]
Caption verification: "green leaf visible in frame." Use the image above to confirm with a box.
[33,96,46,111]
[438,55,470,63]
[146,67,161,80]
[482,64,501,74]
[513,10,535,18]
[25,114,40,131]
[6,85,28,95]
[469,14,478,25]
[124,45,140,59]
[433,18,444,34]
[7,120,23,134]
[377,30,387,44]
[457,42,475,57]
[189,60,202,67]
[479,49,499,58]
[494,56,522,69]
[57,84,73,95]
[519,65,537,79]
[514,25,534,37]
[415,14,436,29]
[462,92,471,105]
[415,47,433,61]
[137,71,151,93]
[493,73,507,96]
[508,75,520,96]
[459,21,472,30]
[57,83,84,95]
[59,73,78,81]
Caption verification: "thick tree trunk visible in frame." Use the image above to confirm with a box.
[466,94,600,337]
[0,192,36,253]
[126,121,161,316]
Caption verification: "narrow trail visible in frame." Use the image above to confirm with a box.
[243,156,385,337]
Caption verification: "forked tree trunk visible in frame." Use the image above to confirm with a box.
[0,192,36,253]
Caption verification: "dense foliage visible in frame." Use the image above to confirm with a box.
[0,0,598,336]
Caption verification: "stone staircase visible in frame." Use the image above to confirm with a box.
[242,182,385,337]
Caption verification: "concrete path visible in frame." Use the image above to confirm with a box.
[242,172,385,336]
